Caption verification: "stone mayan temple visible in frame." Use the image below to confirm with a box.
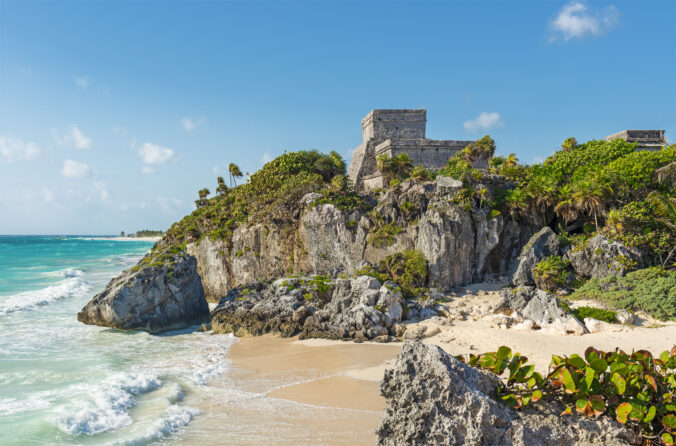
[605,129,668,151]
[348,109,473,191]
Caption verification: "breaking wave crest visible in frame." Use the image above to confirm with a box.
[56,372,161,436]
[0,277,90,316]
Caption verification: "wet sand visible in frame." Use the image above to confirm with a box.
[178,335,400,446]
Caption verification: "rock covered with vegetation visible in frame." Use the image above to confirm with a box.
[77,252,209,333]
[377,341,637,446]
[564,234,643,279]
[511,227,561,286]
[210,274,403,341]
[145,149,533,302]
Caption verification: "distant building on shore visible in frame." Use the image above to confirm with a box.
[605,129,668,151]
[348,109,473,191]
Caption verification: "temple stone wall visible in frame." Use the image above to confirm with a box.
[348,109,473,190]
[606,129,668,151]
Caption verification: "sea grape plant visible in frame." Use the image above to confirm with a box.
[459,346,676,444]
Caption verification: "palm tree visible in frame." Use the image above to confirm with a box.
[229,163,243,187]
[554,184,578,227]
[527,176,557,226]
[377,153,413,185]
[505,153,518,168]
[573,177,612,231]
[216,176,228,195]
[647,191,676,230]
[506,188,529,222]
[195,188,210,208]
[561,137,578,152]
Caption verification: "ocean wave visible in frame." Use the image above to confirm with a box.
[56,372,161,436]
[44,268,85,278]
[117,404,200,446]
[0,277,91,316]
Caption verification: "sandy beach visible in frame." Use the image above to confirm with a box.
[177,285,676,445]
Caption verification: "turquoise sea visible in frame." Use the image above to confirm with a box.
[0,236,235,445]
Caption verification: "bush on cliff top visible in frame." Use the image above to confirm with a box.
[569,268,676,321]
[139,151,348,267]
[460,345,676,445]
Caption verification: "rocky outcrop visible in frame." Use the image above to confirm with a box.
[189,176,533,300]
[564,234,642,279]
[511,227,560,286]
[377,341,638,446]
[77,253,209,333]
[210,275,403,341]
[496,287,586,335]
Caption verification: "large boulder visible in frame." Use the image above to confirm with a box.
[564,234,642,279]
[511,227,560,286]
[497,287,586,335]
[77,253,209,333]
[377,341,638,446]
[210,275,404,341]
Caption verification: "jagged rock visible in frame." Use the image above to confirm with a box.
[565,234,642,279]
[497,287,586,335]
[511,227,560,286]
[210,275,404,341]
[77,253,209,333]
[377,341,639,446]
[615,309,636,325]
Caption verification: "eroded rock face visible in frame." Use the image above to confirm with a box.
[209,275,403,341]
[190,176,533,299]
[77,253,209,333]
[565,234,642,279]
[511,227,560,286]
[377,341,638,446]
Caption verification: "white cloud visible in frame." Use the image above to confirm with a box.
[141,166,155,174]
[181,117,205,132]
[0,137,41,162]
[53,125,92,149]
[463,112,504,133]
[156,196,183,215]
[93,181,109,200]
[138,142,175,165]
[61,160,91,178]
[74,76,90,89]
[261,152,273,165]
[550,2,618,42]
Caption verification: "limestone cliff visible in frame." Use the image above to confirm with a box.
[188,176,532,302]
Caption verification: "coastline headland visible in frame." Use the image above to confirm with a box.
[77,109,676,445]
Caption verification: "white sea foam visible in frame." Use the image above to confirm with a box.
[0,393,55,416]
[0,277,90,315]
[44,268,85,278]
[117,404,200,446]
[56,372,161,436]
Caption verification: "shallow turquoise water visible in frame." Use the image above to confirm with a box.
[0,236,234,445]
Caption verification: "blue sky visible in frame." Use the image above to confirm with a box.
[1,0,674,234]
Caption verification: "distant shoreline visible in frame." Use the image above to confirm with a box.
[81,236,161,242]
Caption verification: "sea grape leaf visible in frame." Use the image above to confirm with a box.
[589,358,608,373]
[611,372,626,395]
[643,405,656,423]
[616,402,632,424]
[664,414,676,430]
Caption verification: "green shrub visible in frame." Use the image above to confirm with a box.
[357,249,428,298]
[459,346,676,444]
[572,306,616,323]
[570,268,676,321]
[532,256,568,291]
